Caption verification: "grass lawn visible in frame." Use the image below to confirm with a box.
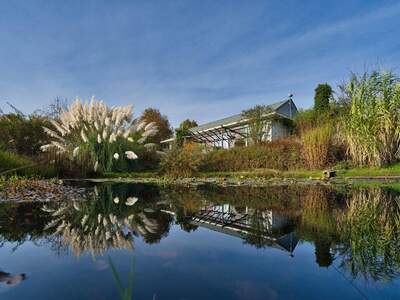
[103,163,400,180]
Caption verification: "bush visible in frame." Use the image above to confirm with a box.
[0,150,57,178]
[0,114,51,156]
[160,143,203,177]
[301,125,334,170]
[199,139,303,172]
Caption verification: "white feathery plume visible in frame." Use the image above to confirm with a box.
[125,197,138,206]
[105,117,110,127]
[40,144,54,152]
[144,122,156,131]
[125,151,138,160]
[73,146,79,158]
[135,121,147,132]
[109,133,116,143]
[102,128,108,140]
[81,130,88,143]
[144,143,156,150]
[137,136,146,144]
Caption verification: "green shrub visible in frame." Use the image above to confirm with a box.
[0,113,51,156]
[199,139,303,172]
[160,143,203,177]
[0,150,57,178]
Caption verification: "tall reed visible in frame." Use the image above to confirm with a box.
[342,70,400,167]
[301,125,333,169]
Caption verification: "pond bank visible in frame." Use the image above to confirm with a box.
[0,178,90,202]
[76,175,400,188]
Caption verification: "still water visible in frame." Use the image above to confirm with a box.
[0,182,399,299]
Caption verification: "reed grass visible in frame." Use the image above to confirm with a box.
[342,70,400,167]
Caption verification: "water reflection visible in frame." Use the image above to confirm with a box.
[0,271,26,286]
[0,183,400,285]
[41,184,173,257]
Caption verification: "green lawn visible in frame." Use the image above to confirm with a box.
[103,163,400,180]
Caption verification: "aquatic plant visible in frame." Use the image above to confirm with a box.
[40,97,157,173]
[108,257,135,300]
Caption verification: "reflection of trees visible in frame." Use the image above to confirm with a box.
[339,188,400,281]
[298,186,346,267]
[0,202,51,250]
[160,188,205,232]
[2,182,400,282]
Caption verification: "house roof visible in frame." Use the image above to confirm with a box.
[189,99,292,133]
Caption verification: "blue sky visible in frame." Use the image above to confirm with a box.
[0,0,399,127]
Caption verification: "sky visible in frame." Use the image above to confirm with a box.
[0,0,399,127]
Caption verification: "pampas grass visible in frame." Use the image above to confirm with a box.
[40,97,157,173]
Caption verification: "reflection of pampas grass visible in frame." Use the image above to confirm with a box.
[40,97,158,172]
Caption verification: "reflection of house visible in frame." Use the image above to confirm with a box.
[161,97,298,149]
[163,204,298,254]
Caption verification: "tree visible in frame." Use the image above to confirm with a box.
[242,105,272,145]
[140,108,173,144]
[179,119,198,130]
[175,119,198,147]
[314,83,333,112]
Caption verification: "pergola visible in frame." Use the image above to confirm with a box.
[188,125,247,148]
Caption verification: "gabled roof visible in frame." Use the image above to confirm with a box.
[190,99,295,133]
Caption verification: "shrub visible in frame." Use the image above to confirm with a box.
[0,113,51,156]
[199,138,303,172]
[301,125,334,169]
[160,143,203,177]
[0,150,57,178]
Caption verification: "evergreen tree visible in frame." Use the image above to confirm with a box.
[314,83,333,112]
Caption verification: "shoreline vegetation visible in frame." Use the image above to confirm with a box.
[2,69,400,192]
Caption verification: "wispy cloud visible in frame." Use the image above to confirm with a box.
[0,1,399,126]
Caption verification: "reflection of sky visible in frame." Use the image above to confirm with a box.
[1,224,398,300]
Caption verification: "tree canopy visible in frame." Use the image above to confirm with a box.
[175,119,198,147]
[140,108,173,144]
[314,83,333,112]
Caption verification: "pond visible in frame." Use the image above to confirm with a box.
[0,182,400,299]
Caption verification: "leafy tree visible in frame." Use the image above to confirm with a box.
[140,108,173,144]
[314,83,333,112]
[179,119,198,130]
[175,119,198,147]
[242,105,272,145]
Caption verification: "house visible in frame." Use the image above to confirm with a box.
[161,96,298,149]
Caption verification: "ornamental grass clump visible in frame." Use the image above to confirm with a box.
[301,125,334,170]
[40,97,157,173]
[342,70,400,167]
